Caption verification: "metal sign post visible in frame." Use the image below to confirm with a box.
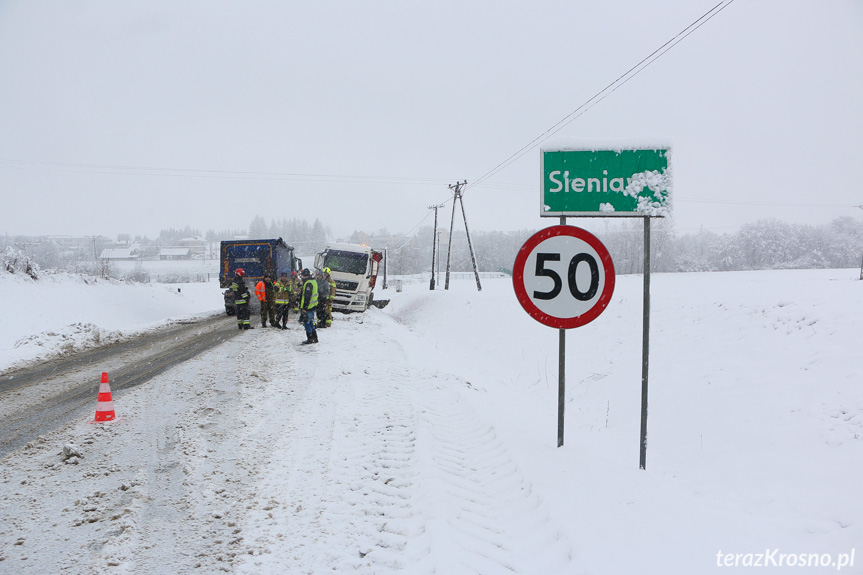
[559,216,566,448]
[640,216,651,470]
[558,326,566,448]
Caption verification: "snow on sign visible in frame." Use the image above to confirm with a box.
[513,226,615,329]
[541,147,671,217]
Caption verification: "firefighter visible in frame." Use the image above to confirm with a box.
[318,267,337,328]
[232,268,253,330]
[315,269,326,329]
[299,268,319,344]
[289,271,301,314]
[255,275,277,327]
[274,272,291,329]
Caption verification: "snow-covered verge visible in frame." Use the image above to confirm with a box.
[0,272,224,372]
[0,270,860,573]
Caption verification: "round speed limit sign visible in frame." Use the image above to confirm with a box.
[513,226,615,329]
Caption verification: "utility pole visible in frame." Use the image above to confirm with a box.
[86,235,100,260]
[444,180,482,292]
[428,203,445,290]
[437,228,443,287]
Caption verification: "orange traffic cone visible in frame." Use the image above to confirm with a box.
[93,372,116,422]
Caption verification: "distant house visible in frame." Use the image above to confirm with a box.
[179,236,206,258]
[100,248,136,260]
[159,248,191,260]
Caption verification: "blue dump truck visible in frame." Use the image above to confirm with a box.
[219,238,302,315]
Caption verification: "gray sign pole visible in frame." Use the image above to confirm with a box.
[558,216,567,447]
[640,216,651,469]
[559,327,565,447]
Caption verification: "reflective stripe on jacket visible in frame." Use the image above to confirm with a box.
[232,279,249,305]
[274,281,291,304]
[255,281,266,301]
[300,278,318,311]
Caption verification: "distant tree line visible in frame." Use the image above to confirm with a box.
[613,216,862,273]
[4,216,861,278]
[242,216,331,256]
[384,216,863,277]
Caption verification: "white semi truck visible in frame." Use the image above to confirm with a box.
[314,243,388,312]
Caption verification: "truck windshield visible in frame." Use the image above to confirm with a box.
[324,251,368,275]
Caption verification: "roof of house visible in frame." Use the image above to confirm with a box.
[100,248,135,259]
[159,248,191,256]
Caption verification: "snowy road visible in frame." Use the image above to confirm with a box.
[0,314,238,458]
[0,305,574,574]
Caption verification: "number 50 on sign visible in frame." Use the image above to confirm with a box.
[513,226,615,329]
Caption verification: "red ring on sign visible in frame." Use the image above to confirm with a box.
[512,226,615,329]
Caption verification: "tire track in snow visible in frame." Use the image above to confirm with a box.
[409,383,576,574]
[232,324,343,572]
[322,334,418,573]
[237,312,577,574]
[236,318,418,574]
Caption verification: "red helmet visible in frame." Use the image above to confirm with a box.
[235,268,245,277]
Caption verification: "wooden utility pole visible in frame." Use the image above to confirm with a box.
[437,228,443,287]
[444,180,482,292]
[87,235,101,260]
[428,203,445,290]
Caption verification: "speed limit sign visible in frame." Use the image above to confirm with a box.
[513,226,615,329]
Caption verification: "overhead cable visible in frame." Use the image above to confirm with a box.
[0,158,452,187]
[467,0,736,191]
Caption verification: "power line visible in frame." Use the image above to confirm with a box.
[468,0,736,191]
[0,158,453,188]
[675,197,856,208]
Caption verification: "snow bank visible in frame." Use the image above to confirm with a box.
[0,272,223,371]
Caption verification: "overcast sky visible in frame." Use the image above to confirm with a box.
[1,0,861,241]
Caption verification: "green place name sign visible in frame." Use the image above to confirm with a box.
[541,148,671,217]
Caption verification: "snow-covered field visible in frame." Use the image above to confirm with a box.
[0,269,860,573]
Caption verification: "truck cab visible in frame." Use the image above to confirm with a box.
[315,243,383,312]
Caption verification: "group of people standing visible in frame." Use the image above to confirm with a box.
[230,267,336,345]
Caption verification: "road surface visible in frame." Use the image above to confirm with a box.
[0,314,239,458]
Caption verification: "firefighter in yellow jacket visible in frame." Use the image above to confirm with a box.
[273,272,291,329]
[318,267,337,328]
[299,269,319,344]
[288,271,301,314]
